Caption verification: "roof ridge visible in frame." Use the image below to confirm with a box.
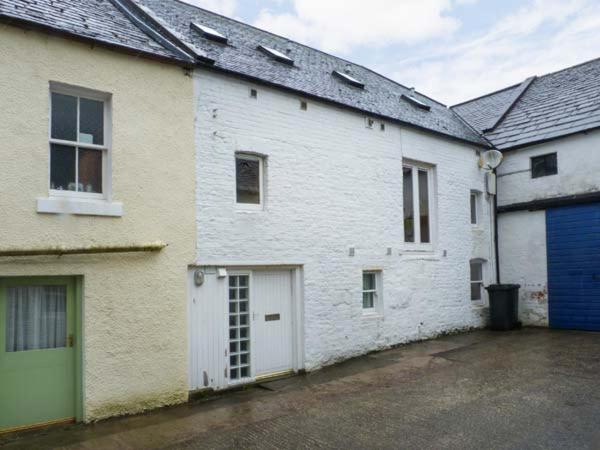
[452,83,521,108]
[119,0,214,63]
[168,0,447,107]
[483,76,536,133]
[536,56,600,80]
[109,0,196,62]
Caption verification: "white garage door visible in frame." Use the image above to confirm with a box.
[189,268,297,391]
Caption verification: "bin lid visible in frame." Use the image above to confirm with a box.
[486,284,521,291]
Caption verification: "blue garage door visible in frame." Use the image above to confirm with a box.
[547,203,600,331]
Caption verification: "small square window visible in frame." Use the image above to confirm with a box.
[249,88,258,99]
[362,271,381,310]
[470,260,484,301]
[366,117,375,129]
[236,154,263,206]
[300,100,308,110]
[531,153,557,178]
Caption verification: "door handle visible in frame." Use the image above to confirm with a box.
[68,334,74,348]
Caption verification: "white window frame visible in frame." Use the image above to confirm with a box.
[403,160,436,252]
[37,82,121,216]
[235,153,264,211]
[48,83,111,201]
[470,190,481,226]
[470,259,485,303]
[362,270,382,315]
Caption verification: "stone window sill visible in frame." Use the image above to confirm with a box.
[37,197,123,217]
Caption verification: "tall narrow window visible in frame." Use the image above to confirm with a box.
[418,169,430,243]
[403,162,434,246]
[470,260,484,301]
[235,154,263,206]
[362,272,381,310]
[470,191,480,225]
[403,167,414,242]
[50,89,108,196]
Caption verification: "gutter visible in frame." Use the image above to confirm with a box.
[0,242,167,257]
[498,191,600,214]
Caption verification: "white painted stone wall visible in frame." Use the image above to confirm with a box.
[498,211,548,326]
[498,130,600,207]
[194,70,494,370]
[497,131,600,326]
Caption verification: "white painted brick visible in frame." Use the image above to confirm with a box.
[497,131,600,326]
[194,70,494,370]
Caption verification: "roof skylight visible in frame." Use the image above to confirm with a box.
[401,93,431,111]
[332,70,364,89]
[257,45,294,66]
[191,22,228,44]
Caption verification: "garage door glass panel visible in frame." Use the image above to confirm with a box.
[228,275,250,381]
[6,286,67,352]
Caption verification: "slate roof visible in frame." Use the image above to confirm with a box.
[130,0,488,147]
[453,58,600,150]
[0,0,193,64]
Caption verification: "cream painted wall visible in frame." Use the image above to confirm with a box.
[0,25,196,421]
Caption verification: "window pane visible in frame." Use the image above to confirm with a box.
[403,167,414,242]
[363,273,376,290]
[363,292,374,309]
[236,157,260,204]
[50,144,76,191]
[471,193,478,224]
[6,286,67,352]
[532,154,557,178]
[51,93,77,141]
[470,262,483,282]
[419,170,430,243]
[79,98,104,145]
[471,283,482,301]
[545,153,557,175]
[78,149,102,193]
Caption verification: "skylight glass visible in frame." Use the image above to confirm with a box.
[401,93,431,111]
[257,45,294,65]
[332,70,364,89]
[191,22,228,44]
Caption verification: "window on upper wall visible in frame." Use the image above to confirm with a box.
[362,271,381,310]
[235,154,263,207]
[531,153,557,178]
[50,86,109,198]
[470,260,485,301]
[470,191,481,225]
[403,161,435,247]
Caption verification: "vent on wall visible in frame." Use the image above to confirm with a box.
[191,22,228,44]
[257,45,294,66]
[401,93,430,111]
[332,70,364,89]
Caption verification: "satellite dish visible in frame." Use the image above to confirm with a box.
[480,150,504,170]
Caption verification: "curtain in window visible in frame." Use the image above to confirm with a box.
[6,286,67,352]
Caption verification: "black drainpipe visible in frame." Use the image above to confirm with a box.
[493,169,501,284]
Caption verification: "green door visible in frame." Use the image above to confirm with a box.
[0,277,77,432]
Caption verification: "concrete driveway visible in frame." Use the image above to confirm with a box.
[2,329,600,449]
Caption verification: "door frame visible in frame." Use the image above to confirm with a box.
[0,275,84,432]
[226,268,303,386]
